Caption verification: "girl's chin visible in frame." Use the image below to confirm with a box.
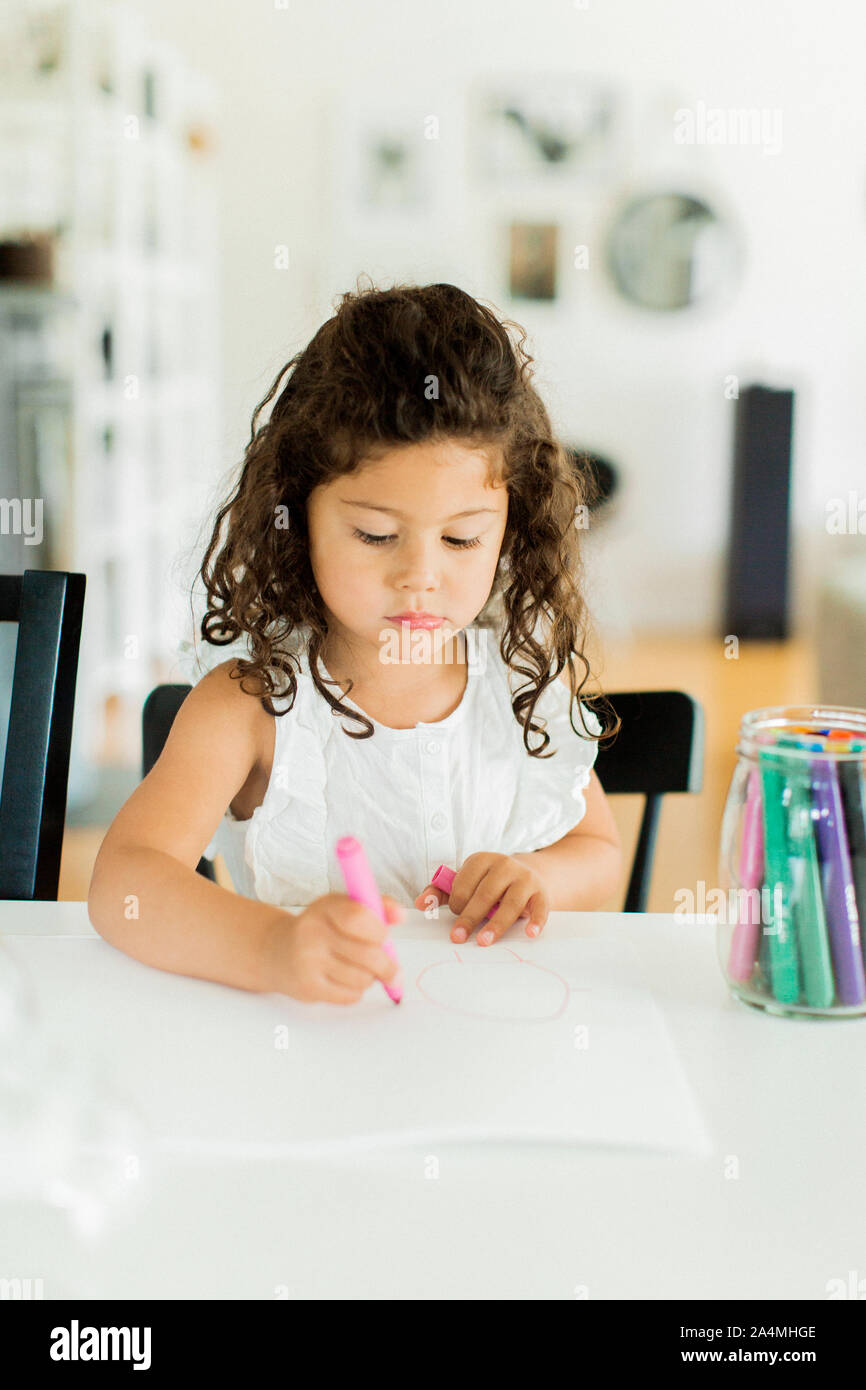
[376,622,463,659]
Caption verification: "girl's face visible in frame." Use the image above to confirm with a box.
[306,438,509,662]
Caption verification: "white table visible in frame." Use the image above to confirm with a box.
[2,901,864,1300]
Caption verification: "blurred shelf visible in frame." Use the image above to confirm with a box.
[0,0,220,785]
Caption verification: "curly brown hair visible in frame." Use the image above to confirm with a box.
[192,276,619,756]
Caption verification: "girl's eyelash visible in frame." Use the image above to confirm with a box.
[352,527,481,550]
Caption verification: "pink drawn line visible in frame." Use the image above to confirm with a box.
[504,942,591,989]
[415,956,572,1023]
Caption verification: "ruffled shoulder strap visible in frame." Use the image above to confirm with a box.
[486,634,601,745]
[498,648,603,851]
[243,636,333,907]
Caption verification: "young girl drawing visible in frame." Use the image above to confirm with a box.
[89,280,623,1004]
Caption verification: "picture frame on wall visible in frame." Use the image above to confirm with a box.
[360,124,427,212]
[468,73,621,182]
[339,99,438,221]
[507,221,559,300]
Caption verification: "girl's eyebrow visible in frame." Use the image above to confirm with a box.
[339,499,499,519]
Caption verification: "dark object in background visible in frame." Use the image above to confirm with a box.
[0,233,55,284]
[568,449,618,512]
[600,692,708,911]
[0,570,86,900]
[594,689,704,912]
[101,325,113,379]
[723,384,795,640]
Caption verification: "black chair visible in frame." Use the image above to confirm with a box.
[144,681,704,907]
[142,684,216,881]
[0,570,86,900]
[594,689,704,912]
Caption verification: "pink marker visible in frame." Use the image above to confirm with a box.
[335,836,403,1004]
[431,864,531,926]
[727,767,764,981]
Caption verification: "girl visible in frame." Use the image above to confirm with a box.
[89,279,623,1005]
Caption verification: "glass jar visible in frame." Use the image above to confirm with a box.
[718,705,866,1018]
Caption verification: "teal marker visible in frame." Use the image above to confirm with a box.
[758,900,772,990]
[776,736,835,1007]
[758,744,801,1004]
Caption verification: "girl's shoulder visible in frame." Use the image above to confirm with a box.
[173,624,308,687]
[172,625,320,762]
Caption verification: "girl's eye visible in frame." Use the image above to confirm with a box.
[352,528,481,550]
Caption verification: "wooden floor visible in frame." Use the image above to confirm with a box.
[581,630,818,911]
[60,632,818,913]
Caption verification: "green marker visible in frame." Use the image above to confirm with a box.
[758,745,801,1004]
[758,903,772,991]
[777,736,835,1008]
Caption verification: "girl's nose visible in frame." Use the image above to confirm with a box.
[390,540,441,591]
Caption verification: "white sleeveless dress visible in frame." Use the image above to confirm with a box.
[173,624,602,913]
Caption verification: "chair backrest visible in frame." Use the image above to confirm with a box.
[0,570,86,900]
[142,681,705,908]
[142,683,216,881]
[594,689,704,912]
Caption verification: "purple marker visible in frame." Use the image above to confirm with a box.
[808,746,866,1005]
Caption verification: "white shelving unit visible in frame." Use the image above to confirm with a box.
[0,0,221,779]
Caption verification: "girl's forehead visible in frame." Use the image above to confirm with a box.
[354,437,504,472]
[316,443,508,505]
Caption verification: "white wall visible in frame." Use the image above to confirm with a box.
[141,0,866,638]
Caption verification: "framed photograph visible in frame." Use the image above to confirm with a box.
[470,73,620,181]
[334,95,439,223]
[508,221,559,300]
[359,123,427,212]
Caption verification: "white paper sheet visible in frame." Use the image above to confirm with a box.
[8,933,712,1158]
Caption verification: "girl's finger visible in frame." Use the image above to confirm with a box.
[523,891,548,939]
[326,952,379,990]
[381,895,406,924]
[452,865,526,942]
[321,983,366,1006]
[330,941,397,988]
[473,887,532,946]
[414,883,448,915]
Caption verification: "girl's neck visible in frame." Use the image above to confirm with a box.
[321,626,468,710]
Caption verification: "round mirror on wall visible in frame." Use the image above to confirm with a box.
[605,192,740,311]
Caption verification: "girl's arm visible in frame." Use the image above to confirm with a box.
[511,662,623,910]
[87,661,287,993]
[512,768,623,910]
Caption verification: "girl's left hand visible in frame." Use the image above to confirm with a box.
[413,852,549,945]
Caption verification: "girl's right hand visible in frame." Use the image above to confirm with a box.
[261,893,405,1004]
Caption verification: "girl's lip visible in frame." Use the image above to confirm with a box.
[387,614,445,627]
